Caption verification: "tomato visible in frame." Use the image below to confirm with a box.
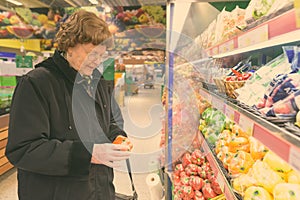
[210,177,223,195]
[182,152,192,168]
[202,182,217,199]
[194,190,205,200]
[180,174,190,185]
[182,185,195,199]
[191,149,204,165]
[185,164,198,176]
[174,163,184,176]
[173,175,181,186]
[189,175,204,191]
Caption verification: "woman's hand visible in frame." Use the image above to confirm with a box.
[113,135,133,151]
[91,143,131,168]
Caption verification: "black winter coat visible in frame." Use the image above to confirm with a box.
[5,50,127,200]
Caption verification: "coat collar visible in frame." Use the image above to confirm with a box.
[52,50,102,85]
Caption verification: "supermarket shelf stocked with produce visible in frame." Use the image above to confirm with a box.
[165,0,300,199]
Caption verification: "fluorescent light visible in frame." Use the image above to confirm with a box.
[64,0,77,7]
[89,0,98,5]
[6,0,22,6]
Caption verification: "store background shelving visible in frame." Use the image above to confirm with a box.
[166,1,300,199]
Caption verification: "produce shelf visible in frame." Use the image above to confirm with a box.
[206,9,300,58]
[199,131,239,200]
[198,88,300,172]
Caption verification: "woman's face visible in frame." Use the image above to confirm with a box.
[67,43,106,76]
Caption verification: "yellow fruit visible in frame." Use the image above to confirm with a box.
[244,186,273,200]
[37,14,48,24]
[252,160,284,193]
[263,151,292,173]
[276,171,288,182]
[9,15,20,25]
[273,183,300,200]
[232,174,257,195]
[288,170,300,184]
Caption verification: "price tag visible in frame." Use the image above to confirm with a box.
[238,24,269,48]
[208,154,218,171]
[212,47,219,55]
[239,114,254,135]
[212,97,224,112]
[200,90,212,104]
[224,186,234,199]
[289,146,300,172]
[216,173,225,192]
[219,39,235,54]
[234,111,240,124]
[224,105,235,121]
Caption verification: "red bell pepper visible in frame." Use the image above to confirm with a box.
[182,152,192,168]
[189,175,204,191]
[202,182,217,199]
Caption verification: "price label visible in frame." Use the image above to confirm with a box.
[234,111,240,124]
[239,114,254,135]
[238,24,269,48]
[224,106,235,121]
[212,47,219,55]
[200,90,212,104]
[202,141,210,154]
[216,173,225,192]
[224,186,234,199]
[289,146,300,172]
[212,97,224,112]
[207,154,218,173]
[219,39,235,54]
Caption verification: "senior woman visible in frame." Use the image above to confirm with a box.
[6,10,132,200]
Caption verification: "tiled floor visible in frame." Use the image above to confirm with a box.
[0,85,164,200]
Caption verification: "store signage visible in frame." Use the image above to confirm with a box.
[238,24,269,48]
[15,55,33,76]
[0,52,15,58]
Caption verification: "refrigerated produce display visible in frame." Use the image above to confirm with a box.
[164,0,300,199]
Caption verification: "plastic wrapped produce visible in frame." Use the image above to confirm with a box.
[273,183,300,200]
[244,186,273,200]
[263,151,292,173]
[250,160,284,193]
[232,174,257,195]
[249,136,269,161]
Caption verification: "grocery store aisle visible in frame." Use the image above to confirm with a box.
[0,84,164,200]
[113,84,164,200]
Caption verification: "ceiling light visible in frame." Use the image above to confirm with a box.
[6,0,23,6]
[89,0,99,5]
[64,0,77,7]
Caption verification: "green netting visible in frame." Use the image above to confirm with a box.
[209,1,250,12]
